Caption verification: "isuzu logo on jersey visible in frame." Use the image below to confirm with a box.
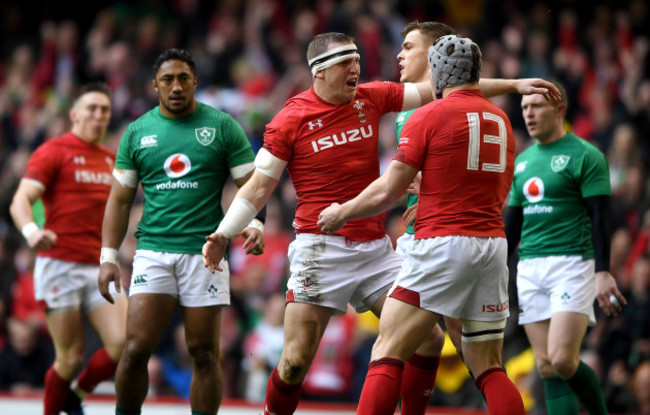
[551,154,570,172]
[195,127,216,146]
[164,154,191,178]
[75,170,112,185]
[523,177,544,203]
[310,125,374,153]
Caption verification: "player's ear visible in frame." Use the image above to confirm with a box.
[152,79,158,94]
[69,105,77,124]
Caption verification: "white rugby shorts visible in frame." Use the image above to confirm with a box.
[34,256,121,312]
[395,232,414,260]
[517,255,596,325]
[286,234,400,314]
[388,236,510,321]
[130,250,230,307]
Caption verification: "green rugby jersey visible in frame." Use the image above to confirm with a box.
[508,133,611,259]
[115,102,255,254]
[395,109,418,235]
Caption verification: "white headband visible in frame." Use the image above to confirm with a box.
[308,44,360,77]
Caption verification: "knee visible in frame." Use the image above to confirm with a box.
[536,357,557,378]
[422,325,445,355]
[549,350,579,378]
[279,349,313,383]
[121,339,154,370]
[56,352,85,375]
[105,337,126,361]
[187,343,218,371]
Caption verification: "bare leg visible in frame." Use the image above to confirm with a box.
[181,305,223,414]
[115,294,177,411]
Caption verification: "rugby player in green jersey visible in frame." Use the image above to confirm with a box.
[98,48,265,415]
[506,80,626,415]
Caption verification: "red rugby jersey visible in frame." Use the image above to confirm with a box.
[395,90,515,239]
[263,81,404,241]
[24,132,115,264]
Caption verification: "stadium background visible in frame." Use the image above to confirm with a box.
[0,0,649,413]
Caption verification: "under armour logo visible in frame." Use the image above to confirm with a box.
[423,388,434,397]
[73,155,86,165]
[308,119,323,130]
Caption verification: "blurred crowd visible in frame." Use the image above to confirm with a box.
[0,0,649,413]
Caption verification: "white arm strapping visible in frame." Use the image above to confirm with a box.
[112,169,139,188]
[230,162,255,180]
[401,83,422,111]
[216,197,258,240]
[21,222,39,240]
[21,178,45,190]
[254,148,287,180]
[100,247,119,265]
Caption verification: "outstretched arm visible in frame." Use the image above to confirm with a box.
[478,78,562,101]
[404,78,561,111]
[233,168,267,256]
[203,169,280,272]
[318,160,417,233]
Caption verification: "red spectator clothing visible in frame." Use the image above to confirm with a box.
[11,271,46,330]
[230,230,293,295]
[23,132,114,264]
[395,89,515,239]
[263,81,404,241]
[303,313,356,398]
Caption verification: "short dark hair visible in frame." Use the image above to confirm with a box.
[306,32,355,61]
[467,43,482,85]
[74,82,110,104]
[401,21,456,46]
[152,48,195,79]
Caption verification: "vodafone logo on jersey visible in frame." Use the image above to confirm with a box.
[523,177,544,203]
[164,154,191,178]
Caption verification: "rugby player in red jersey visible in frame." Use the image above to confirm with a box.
[10,83,126,415]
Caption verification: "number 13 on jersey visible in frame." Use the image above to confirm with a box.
[466,112,507,173]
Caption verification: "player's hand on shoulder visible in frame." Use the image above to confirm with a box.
[98,263,121,304]
[595,271,627,317]
[516,78,562,103]
[240,226,265,256]
[318,203,344,234]
[28,229,57,251]
[202,232,229,273]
